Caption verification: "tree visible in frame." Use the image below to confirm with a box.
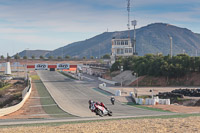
[90,56,94,59]
[7,56,11,60]
[23,56,27,59]
[57,56,62,60]
[65,55,70,60]
[1,55,4,60]
[31,55,35,59]
[48,56,53,60]
[102,54,111,59]
[110,61,121,72]
[14,53,20,59]
[40,55,44,60]
[83,56,86,60]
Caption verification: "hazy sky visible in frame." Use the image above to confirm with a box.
[0,0,200,56]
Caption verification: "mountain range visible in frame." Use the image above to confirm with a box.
[18,23,200,58]
[17,50,51,58]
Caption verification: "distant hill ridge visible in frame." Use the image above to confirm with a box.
[17,50,51,58]
[17,23,200,58]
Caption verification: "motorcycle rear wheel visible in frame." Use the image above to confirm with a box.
[108,111,112,116]
[96,110,103,117]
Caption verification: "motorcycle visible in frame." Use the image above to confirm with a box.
[90,102,112,117]
[110,97,115,105]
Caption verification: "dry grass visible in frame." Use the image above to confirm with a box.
[0,116,200,133]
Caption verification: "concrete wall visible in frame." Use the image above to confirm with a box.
[98,83,117,95]
[0,78,32,117]
[98,77,118,85]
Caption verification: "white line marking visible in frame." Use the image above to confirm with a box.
[82,76,94,81]
[30,97,50,99]
[30,104,57,107]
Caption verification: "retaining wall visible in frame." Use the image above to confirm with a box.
[98,83,117,95]
[98,77,118,85]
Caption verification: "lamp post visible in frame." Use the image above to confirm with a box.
[25,48,29,80]
[134,72,138,97]
[120,66,123,87]
[131,20,137,54]
[168,35,173,58]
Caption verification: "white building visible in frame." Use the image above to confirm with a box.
[111,38,134,57]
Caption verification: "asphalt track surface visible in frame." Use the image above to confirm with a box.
[37,71,173,117]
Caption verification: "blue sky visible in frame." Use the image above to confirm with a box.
[0,0,200,56]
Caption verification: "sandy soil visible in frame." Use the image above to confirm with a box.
[0,116,200,133]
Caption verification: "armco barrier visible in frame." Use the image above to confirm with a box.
[98,77,118,85]
[0,78,32,117]
[98,84,117,95]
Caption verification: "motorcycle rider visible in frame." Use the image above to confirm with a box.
[88,100,107,112]
[110,96,115,105]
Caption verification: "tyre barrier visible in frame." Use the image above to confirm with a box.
[171,89,200,97]
[0,78,32,117]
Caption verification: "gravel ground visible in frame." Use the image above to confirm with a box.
[0,116,200,133]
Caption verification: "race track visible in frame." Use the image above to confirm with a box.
[37,71,172,117]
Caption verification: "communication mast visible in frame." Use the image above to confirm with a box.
[127,0,130,38]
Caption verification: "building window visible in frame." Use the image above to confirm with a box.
[125,41,128,45]
[129,48,132,53]
[121,41,124,45]
[114,41,117,45]
[117,49,120,54]
[117,41,120,45]
[121,49,124,54]
[125,48,129,53]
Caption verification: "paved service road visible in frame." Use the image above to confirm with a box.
[37,71,172,117]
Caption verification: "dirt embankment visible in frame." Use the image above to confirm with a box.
[0,80,26,108]
[130,72,200,87]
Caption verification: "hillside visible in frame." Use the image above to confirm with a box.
[130,72,200,87]
[17,50,51,58]
[46,23,200,58]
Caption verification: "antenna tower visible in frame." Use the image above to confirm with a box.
[127,0,130,38]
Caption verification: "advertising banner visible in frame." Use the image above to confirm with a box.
[35,64,48,70]
[57,63,70,70]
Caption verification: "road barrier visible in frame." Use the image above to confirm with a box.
[0,78,32,117]
[98,83,118,96]
[132,95,170,105]
[98,77,119,85]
